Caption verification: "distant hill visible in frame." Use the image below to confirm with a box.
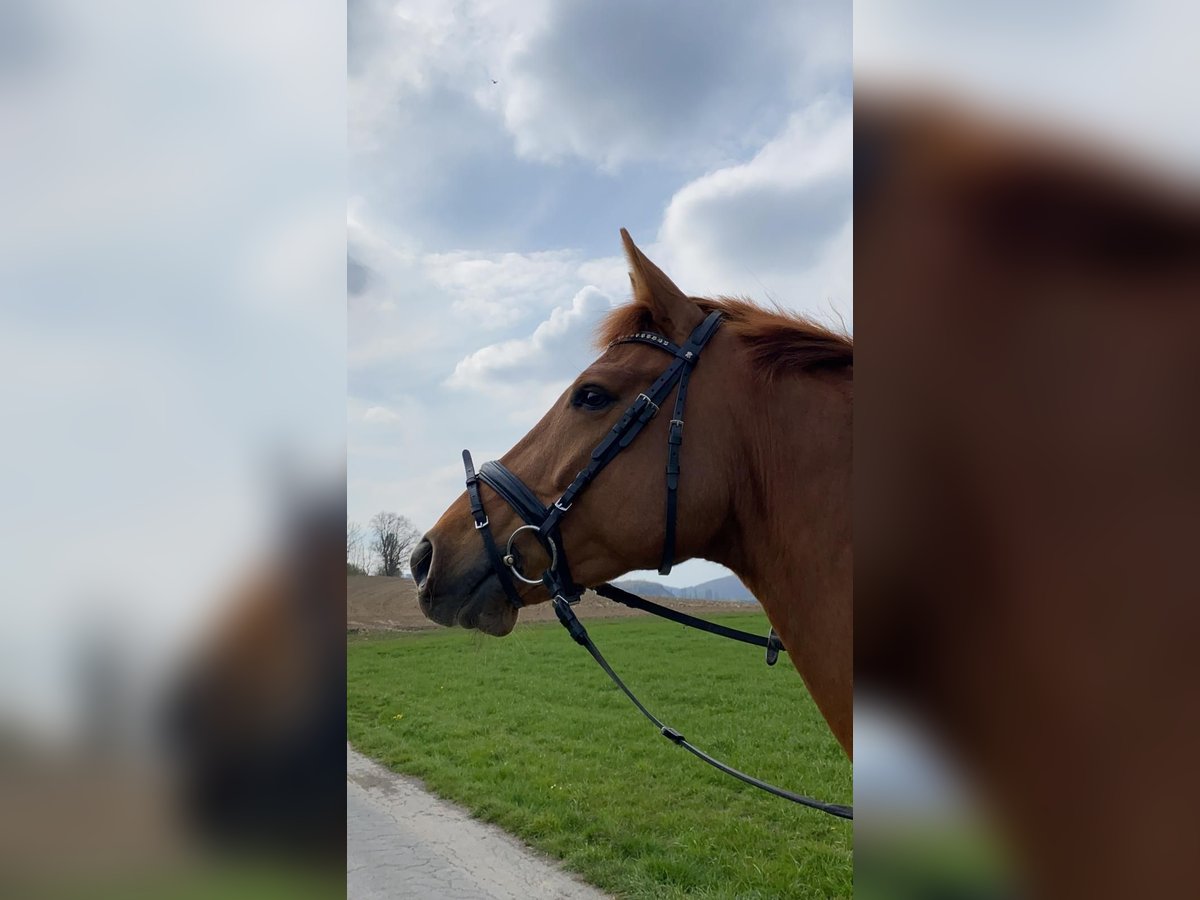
[675,574,755,602]
[612,573,755,603]
[611,578,678,598]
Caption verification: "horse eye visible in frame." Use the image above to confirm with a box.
[572,385,613,411]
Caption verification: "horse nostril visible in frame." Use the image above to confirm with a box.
[410,538,433,590]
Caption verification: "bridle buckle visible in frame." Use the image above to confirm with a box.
[636,393,659,417]
[765,628,782,666]
[473,516,489,529]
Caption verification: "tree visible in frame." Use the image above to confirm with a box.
[346,521,369,575]
[370,511,421,577]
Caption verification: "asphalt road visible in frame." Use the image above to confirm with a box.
[347,746,609,900]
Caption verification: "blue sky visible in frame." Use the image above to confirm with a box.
[348,0,852,587]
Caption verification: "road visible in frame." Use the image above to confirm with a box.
[347,746,610,900]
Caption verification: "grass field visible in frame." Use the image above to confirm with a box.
[347,612,852,899]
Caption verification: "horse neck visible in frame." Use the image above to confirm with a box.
[714,372,854,755]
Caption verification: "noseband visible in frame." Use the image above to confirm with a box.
[463,309,724,607]
[458,309,852,819]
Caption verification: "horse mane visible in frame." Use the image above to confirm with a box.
[596,296,852,379]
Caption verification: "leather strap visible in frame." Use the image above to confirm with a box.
[660,364,690,574]
[552,597,852,819]
[613,312,722,574]
[463,450,524,609]
[478,459,582,601]
[593,582,785,651]
[478,460,550,524]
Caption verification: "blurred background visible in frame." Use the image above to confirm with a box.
[3,2,1197,898]
[855,1,1198,898]
[0,1,345,896]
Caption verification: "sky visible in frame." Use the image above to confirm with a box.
[855,0,1199,174]
[347,0,852,588]
[2,1,344,740]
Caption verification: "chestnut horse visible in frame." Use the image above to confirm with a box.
[856,94,1200,898]
[412,231,853,756]
[163,480,346,858]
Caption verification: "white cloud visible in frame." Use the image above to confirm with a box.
[658,96,853,326]
[498,0,849,169]
[349,0,848,175]
[446,286,613,399]
[577,254,629,294]
[363,405,401,425]
[423,248,585,328]
[347,0,524,149]
[347,207,629,377]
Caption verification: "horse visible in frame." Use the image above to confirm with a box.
[855,93,1200,898]
[412,230,854,756]
[161,478,346,860]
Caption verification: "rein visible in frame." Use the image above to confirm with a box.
[551,594,852,819]
[462,310,852,820]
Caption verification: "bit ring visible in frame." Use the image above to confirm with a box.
[503,525,557,585]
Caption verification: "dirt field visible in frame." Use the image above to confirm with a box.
[347,574,760,632]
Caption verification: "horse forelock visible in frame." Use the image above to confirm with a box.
[595,296,852,380]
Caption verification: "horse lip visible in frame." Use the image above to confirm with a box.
[455,601,480,629]
[454,579,493,628]
[419,570,495,629]
[420,591,456,627]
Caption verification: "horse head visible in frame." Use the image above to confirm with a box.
[411,230,744,635]
[412,229,853,754]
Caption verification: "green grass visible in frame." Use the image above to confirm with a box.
[348,613,852,899]
[28,861,343,900]
[854,826,1014,900]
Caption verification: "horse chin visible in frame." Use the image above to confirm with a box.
[450,577,517,636]
[473,602,517,637]
[420,558,518,634]
[456,593,516,636]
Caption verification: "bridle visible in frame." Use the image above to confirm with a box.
[465,309,723,606]
[460,310,851,820]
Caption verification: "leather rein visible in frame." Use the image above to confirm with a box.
[461,310,851,820]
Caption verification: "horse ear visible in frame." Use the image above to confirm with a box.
[620,228,704,342]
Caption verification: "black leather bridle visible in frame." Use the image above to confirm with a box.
[460,309,851,819]
[465,310,723,606]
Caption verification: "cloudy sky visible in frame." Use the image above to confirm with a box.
[348,0,851,587]
[856,0,1199,173]
[3,1,344,739]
